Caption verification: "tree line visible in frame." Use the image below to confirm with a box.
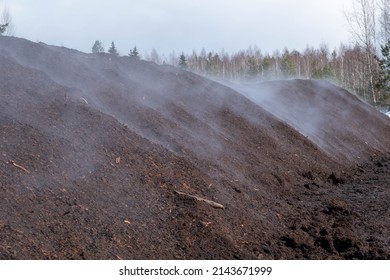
[92,0,390,107]
[3,0,387,106]
[133,41,389,107]
[91,40,140,58]
[169,0,390,107]
[93,39,389,104]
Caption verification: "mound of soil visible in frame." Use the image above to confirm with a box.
[0,36,389,259]
[229,80,390,163]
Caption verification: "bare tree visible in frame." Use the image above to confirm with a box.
[164,42,380,103]
[379,0,390,44]
[149,48,161,64]
[345,0,378,103]
[0,4,14,36]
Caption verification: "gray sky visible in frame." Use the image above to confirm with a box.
[5,0,354,57]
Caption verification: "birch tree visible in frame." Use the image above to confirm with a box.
[345,0,378,103]
[379,0,390,44]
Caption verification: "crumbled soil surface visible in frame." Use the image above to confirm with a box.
[0,37,389,259]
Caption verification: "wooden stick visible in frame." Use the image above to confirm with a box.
[8,160,31,174]
[80,97,89,105]
[174,190,225,209]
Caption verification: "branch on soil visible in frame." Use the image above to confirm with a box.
[174,190,225,209]
[7,160,31,174]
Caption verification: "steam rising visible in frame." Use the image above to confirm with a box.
[225,79,390,162]
[1,36,389,181]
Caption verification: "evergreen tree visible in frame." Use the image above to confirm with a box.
[108,41,119,56]
[0,23,7,35]
[247,56,260,77]
[261,56,272,78]
[0,6,13,36]
[376,39,390,102]
[281,50,296,77]
[179,53,187,69]
[129,46,139,58]
[206,52,220,75]
[311,65,334,80]
[92,40,104,53]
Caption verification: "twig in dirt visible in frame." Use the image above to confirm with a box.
[148,156,159,168]
[174,190,225,209]
[150,160,159,169]
[80,97,88,105]
[7,160,31,174]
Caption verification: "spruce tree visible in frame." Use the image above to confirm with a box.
[92,40,104,53]
[0,6,12,36]
[376,39,390,102]
[129,46,139,58]
[247,56,260,77]
[0,23,8,35]
[108,41,119,56]
[179,53,187,69]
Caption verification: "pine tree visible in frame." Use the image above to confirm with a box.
[247,56,260,77]
[179,53,187,69]
[0,6,13,36]
[0,23,7,35]
[205,52,220,75]
[281,50,297,77]
[92,40,104,53]
[129,46,139,58]
[376,39,390,102]
[108,41,119,56]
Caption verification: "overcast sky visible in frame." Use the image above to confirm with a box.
[4,0,354,57]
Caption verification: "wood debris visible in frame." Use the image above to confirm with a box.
[80,97,89,105]
[174,190,225,209]
[7,160,31,174]
[116,156,121,164]
[148,156,159,168]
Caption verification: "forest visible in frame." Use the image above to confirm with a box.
[140,0,390,107]
[161,0,390,107]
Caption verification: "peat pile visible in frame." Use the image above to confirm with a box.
[228,79,390,163]
[0,36,389,259]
